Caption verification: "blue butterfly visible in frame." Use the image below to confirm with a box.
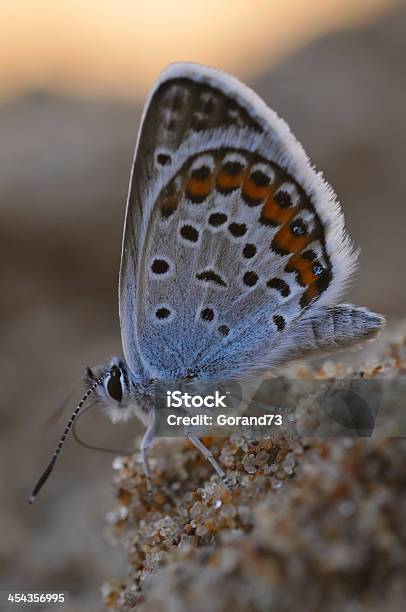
[30,63,384,501]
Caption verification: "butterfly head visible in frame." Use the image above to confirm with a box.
[28,358,150,504]
[86,358,138,423]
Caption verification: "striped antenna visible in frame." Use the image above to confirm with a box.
[28,372,109,504]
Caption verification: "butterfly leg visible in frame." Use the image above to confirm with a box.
[187,434,231,488]
[141,423,155,494]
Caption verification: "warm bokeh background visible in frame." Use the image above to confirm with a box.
[1,1,405,609]
[0,0,397,101]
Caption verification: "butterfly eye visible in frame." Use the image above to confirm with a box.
[106,366,123,402]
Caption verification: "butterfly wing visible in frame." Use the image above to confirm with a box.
[120,63,268,375]
[120,62,381,380]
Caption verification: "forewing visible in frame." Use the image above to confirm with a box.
[120,63,358,378]
[120,63,262,373]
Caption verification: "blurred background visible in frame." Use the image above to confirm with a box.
[1,0,405,609]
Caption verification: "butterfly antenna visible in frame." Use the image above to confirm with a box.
[28,372,109,504]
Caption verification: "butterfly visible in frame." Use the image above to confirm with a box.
[30,62,384,501]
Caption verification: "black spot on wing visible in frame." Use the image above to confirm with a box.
[243,243,257,259]
[196,270,227,287]
[156,307,171,320]
[267,277,290,297]
[151,259,170,274]
[201,308,214,322]
[275,190,293,208]
[180,225,199,242]
[243,271,258,287]
[191,165,211,181]
[250,169,270,186]
[229,222,247,237]
[273,315,286,331]
[157,153,172,166]
[209,213,228,227]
